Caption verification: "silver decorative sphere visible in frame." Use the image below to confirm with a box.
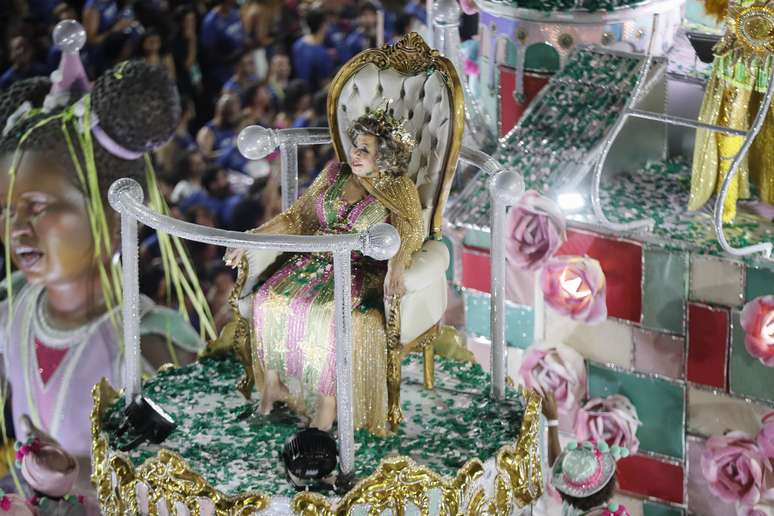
[364,223,400,260]
[488,168,524,204]
[53,20,86,54]
[238,125,279,160]
[108,178,145,213]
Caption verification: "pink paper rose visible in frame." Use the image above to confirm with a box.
[701,431,774,507]
[458,0,478,15]
[575,395,642,455]
[741,296,774,367]
[505,190,566,271]
[541,255,607,324]
[518,343,586,414]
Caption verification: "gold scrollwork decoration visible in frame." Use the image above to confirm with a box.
[346,32,441,77]
[92,379,542,515]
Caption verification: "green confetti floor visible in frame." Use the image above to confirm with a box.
[101,354,525,498]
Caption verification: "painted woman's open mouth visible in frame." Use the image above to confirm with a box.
[13,245,43,271]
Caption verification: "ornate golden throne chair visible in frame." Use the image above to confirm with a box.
[234,33,464,428]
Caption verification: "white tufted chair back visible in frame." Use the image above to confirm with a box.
[327,33,464,239]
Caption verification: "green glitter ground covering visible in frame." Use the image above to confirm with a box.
[596,159,774,256]
[101,354,525,499]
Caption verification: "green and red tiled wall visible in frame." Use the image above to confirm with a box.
[454,227,774,515]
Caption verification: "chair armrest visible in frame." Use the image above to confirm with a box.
[403,240,450,292]
[244,249,281,282]
[236,249,281,319]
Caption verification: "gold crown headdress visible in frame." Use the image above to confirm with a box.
[361,101,416,154]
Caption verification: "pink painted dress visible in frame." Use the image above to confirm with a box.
[0,276,202,494]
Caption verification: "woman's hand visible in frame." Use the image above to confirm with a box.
[224,247,246,268]
[385,265,406,298]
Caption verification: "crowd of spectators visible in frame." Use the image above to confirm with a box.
[0,0,431,333]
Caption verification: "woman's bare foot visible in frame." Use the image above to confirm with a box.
[310,396,336,431]
[260,370,289,415]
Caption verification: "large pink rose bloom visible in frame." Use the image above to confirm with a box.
[701,431,773,507]
[741,296,774,367]
[518,343,585,414]
[505,190,566,271]
[541,255,607,324]
[575,395,641,455]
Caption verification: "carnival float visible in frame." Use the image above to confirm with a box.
[2,0,768,512]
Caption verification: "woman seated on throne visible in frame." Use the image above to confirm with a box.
[225,106,423,434]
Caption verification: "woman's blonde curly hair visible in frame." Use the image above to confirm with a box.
[347,109,415,177]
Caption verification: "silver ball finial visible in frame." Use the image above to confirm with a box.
[238,125,279,160]
[108,178,145,213]
[53,20,87,54]
[488,168,525,204]
[364,223,401,260]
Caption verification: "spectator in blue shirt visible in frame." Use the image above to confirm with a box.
[324,5,355,65]
[200,0,246,93]
[222,52,258,98]
[404,0,427,25]
[179,167,243,228]
[196,94,241,161]
[82,0,137,45]
[266,53,291,105]
[291,8,335,92]
[283,79,314,129]
[0,36,50,89]
[82,0,139,73]
[339,2,378,63]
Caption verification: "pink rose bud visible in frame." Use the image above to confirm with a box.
[541,255,607,324]
[505,190,566,271]
[575,395,642,455]
[741,296,774,367]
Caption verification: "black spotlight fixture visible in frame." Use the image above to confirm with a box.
[282,429,339,492]
[115,395,176,451]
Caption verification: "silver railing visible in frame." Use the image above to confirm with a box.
[107,178,400,476]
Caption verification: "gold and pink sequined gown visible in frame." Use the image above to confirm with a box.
[251,162,423,435]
